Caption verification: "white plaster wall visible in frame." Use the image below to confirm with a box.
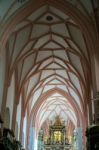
[4,107,10,128]
[76,127,83,150]
[33,128,38,150]
[16,96,22,140]
[23,111,27,148]
[34,138,38,150]
[94,56,99,91]
[15,121,19,140]
[28,125,37,150]
[6,73,15,128]
[0,49,6,111]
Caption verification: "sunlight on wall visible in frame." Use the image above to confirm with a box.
[23,112,27,148]
[16,96,22,140]
[6,73,15,128]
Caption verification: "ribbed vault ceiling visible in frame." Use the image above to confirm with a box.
[35,92,77,132]
[3,0,93,134]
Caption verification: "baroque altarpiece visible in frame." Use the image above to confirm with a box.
[44,116,71,150]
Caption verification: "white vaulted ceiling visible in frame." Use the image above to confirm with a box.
[2,0,94,134]
[0,0,92,23]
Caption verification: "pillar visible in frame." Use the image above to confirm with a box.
[28,126,34,150]
[28,126,38,150]
[74,127,83,150]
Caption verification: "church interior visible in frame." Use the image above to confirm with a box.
[0,0,99,150]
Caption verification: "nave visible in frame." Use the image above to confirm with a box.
[0,0,99,150]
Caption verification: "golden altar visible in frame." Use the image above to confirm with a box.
[44,116,72,150]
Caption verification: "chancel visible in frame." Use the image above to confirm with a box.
[37,116,72,150]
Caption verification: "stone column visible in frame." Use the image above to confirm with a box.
[28,126,35,150]
[74,127,83,150]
